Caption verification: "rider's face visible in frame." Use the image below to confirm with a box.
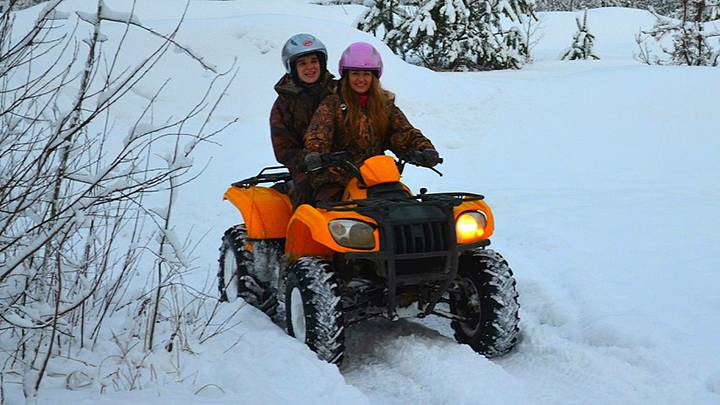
[295,54,322,84]
[348,70,373,94]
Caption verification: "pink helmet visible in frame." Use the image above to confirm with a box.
[338,42,383,78]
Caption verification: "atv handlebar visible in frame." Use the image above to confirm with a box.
[402,149,443,169]
[303,151,365,182]
[399,150,444,177]
[303,151,444,178]
[231,151,444,190]
[303,151,352,173]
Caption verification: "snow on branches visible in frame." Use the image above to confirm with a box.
[356,0,537,71]
[636,0,720,66]
[0,0,235,401]
[356,0,401,39]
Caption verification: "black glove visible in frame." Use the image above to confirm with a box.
[303,152,323,172]
[411,149,442,167]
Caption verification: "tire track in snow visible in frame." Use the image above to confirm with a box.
[340,319,534,405]
[336,275,719,405]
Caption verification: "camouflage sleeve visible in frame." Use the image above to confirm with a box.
[270,97,302,169]
[304,95,339,154]
[387,103,435,156]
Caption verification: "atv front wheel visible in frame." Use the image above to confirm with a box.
[450,248,520,357]
[218,225,277,316]
[285,257,344,365]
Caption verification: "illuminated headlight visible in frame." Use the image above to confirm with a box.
[328,219,375,249]
[456,211,487,243]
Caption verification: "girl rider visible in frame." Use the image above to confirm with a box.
[303,42,441,203]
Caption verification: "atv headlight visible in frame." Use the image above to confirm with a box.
[456,211,487,243]
[328,219,375,249]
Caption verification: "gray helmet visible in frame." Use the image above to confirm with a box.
[281,33,328,73]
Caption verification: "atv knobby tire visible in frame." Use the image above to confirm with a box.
[450,248,520,357]
[218,225,277,316]
[285,257,345,365]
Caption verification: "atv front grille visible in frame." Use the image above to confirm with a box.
[392,221,450,254]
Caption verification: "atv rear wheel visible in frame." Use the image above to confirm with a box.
[450,248,520,357]
[285,257,345,365]
[218,225,277,316]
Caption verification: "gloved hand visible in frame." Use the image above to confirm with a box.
[410,149,442,167]
[303,152,323,172]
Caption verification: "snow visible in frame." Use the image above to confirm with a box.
[76,10,98,25]
[99,1,142,26]
[3,312,37,328]
[124,122,156,146]
[4,1,720,404]
[161,228,190,268]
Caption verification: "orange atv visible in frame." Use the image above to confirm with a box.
[218,153,519,365]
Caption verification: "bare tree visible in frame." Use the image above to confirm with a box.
[636,0,720,66]
[0,0,237,401]
[535,0,677,15]
[1,0,48,12]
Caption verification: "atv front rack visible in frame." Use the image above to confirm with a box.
[316,192,484,213]
[232,166,292,188]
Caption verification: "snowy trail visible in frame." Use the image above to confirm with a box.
[337,185,720,405]
[165,4,720,403]
[342,319,533,405]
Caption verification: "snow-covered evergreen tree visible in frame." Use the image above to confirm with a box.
[357,0,537,71]
[356,0,401,39]
[562,9,600,60]
[392,0,474,70]
[464,0,537,69]
[636,0,720,66]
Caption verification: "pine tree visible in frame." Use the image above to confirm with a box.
[392,0,474,70]
[561,9,600,60]
[356,0,402,40]
[462,0,537,69]
[636,0,720,66]
[359,0,538,71]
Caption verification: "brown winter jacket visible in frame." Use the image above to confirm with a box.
[270,72,336,206]
[304,90,435,202]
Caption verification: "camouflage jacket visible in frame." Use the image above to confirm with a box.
[304,91,435,167]
[270,73,336,172]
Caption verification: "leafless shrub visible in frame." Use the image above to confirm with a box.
[0,0,238,401]
[636,0,720,66]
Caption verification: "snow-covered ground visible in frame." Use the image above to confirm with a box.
[6,1,720,404]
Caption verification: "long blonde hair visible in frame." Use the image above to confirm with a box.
[341,75,389,137]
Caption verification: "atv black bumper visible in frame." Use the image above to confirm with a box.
[338,239,490,318]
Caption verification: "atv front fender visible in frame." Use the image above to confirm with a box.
[223,186,292,239]
[285,204,379,260]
